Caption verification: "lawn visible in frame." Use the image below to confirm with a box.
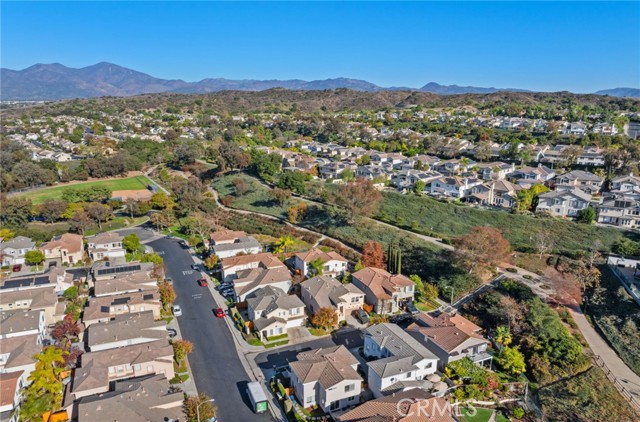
[538,366,637,422]
[21,175,155,204]
[459,407,494,422]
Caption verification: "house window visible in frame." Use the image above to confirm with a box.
[348,396,356,401]
[134,364,141,371]
[345,384,355,393]
[351,297,360,303]
[306,396,313,404]
[406,372,412,378]
[108,367,115,374]
[147,365,154,372]
[117,366,124,373]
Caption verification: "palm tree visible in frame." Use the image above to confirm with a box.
[308,258,326,276]
[274,235,295,254]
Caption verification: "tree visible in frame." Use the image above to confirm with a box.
[184,394,217,422]
[277,171,307,194]
[215,141,251,172]
[0,228,16,240]
[423,282,439,301]
[341,169,355,182]
[251,151,282,182]
[613,238,640,257]
[362,241,385,269]
[141,253,164,264]
[414,180,426,195]
[233,178,248,196]
[20,346,68,421]
[311,307,339,330]
[51,314,81,347]
[172,142,200,167]
[534,231,555,259]
[123,233,141,253]
[409,274,425,299]
[85,203,112,230]
[576,207,596,224]
[183,213,216,243]
[273,235,295,253]
[0,197,32,228]
[38,199,68,223]
[159,281,176,311]
[334,178,382,223]
[203,255,219,270]
[150,210,175,231]
[172,339,193,365]
[150,191,175,210]
[25,250,45,268]
[496,345,526,375]
[269,188,292,207]
[308,258,326,276]
[387,244,402,274]
[453,226,511,274]
[494,326,512,346]
[68,210,92,235]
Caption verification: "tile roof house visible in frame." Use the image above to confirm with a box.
[468,180,522,210]
[336,388,456,422]
[221,252,286,282]
[536,187,592,217]
[0,334,41,378]
[211,236,262,259]
[0,285,60,326]
[300,276,365,323]
[351,268,415,315]
[85,311,167,352]
[406,313,491,370]
[0,236,36,266]
[246,286,306,341]
[82,290,162,327]
[0,370,26,422]
[92,270,158,298]
[363,323,438,398]
[289,345,363,413]
[76,374,183,422]
[293,248,349,277]
[40,233,84,265]
[233,266,292,302]
[209,229,247,245]
[86,232,125,262]
[71,340,174,399]
[0,310,45,342]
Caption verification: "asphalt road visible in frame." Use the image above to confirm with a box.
[149,237,272,422]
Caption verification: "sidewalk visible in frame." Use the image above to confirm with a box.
[167,317,198,397]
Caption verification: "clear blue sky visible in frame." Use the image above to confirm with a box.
[2,1,639,92]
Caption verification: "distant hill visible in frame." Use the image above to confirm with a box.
[594,87,640,98]
[1,62,638,100]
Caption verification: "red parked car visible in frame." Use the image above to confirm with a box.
[198,278,208,287]
[214,308,225,318]
[12,264,22,272]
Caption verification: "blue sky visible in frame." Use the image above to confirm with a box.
[2,2,639,92]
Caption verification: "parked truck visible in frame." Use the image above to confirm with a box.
[246,381,269,414]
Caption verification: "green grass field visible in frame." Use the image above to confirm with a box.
[21,176,155,204]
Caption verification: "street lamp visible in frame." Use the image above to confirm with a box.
[444,286,455,306]
[196,398,215,422]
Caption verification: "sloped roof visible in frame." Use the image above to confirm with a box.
[0,285,57,309]
[234,267,292,297]
[0,310,41,335]
[82,289,161,322]
[221,252,284,271]
[0,334,40,369]
[289,345,361,390]
[86,311,166,348]
[41,233,84,254]
[301,275,364,309]
[212,236,261,254]
[0,371,23,407]
[86,232,123,245]
[0,236,35,252]
[352,268,413,300]
[294,248,348,263]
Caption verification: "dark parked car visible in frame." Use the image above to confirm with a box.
[389,313,413,323]
[405,302,419,315]
[354,309,369,324]
[12,264,22,272]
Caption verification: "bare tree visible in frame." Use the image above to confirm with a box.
[535,231,555,260]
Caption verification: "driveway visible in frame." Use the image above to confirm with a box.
[115,225,158,243]
[149,237,272,422]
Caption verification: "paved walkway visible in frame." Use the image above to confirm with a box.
[166,317,198,397]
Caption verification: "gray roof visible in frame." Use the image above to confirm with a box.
[0,236,35,252]
[539,187,592,202]
[301,276,364,309]
[211,236,261,254]
[86,232,124,245]
[289,345,361,389]
[558,170,603,182]
[86,311,166,348]
[247,286,304,317]
[0,310,42,335]
[0,334,41,369]
[76,375,183,422]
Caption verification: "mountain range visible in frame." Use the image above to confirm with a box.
[1,62,638,100]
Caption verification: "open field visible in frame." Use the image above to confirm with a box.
[20,175,155,204]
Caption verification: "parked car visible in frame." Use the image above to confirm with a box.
[389,313,412,323]
[167,328,177,338]
[191,263,199,270]
[198,278,208,287]
[405,302,419,315]
[213,308,225,318]
[172,305,182,317]
[12,264,22,272]
[165,277,173,285]
[354,309,369,324]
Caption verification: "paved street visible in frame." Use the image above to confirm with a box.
[149,237,272,422]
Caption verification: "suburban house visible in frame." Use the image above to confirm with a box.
[476,162,516,181]
[221,252,285,281]
[289,345,363,413]
[597,197,640,228]
[391,170,441,191]
[0,310,45,343]
[337,389,456,422]
[406,313,492,370]
[611,173,640,195]
[319,161,357,179]
[93,270,158,297]
[233,266,292,302]
[0,334,40,378]
[71,340,174,399]
[246,286,306,341]
[0,370,26,422]
[429,176,483,199]
[468,180,521,209]
[555,170,603,193]
[82,290,162,327]
[351,268,415,315]
[0,236,36,266]
[76,374,183,422]
[363,323,439,398]
[293,248,349,277]
[85,311,167,352]
[0,285,61,326]
[210,229,248,245]
[40,233,84,265]
[536,187,592,217]
[300,276,365,323]
[511,165,555,187]
[86,232,125,262]
[91,261,155,281]
[211,236,262,259]
[576,147,606,166]
[0,269,73,296]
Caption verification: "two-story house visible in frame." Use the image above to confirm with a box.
[246,286,306,341]
[536,187,592,217]
[0,310,45,344]
[40,233,84,265]
[211,236,262,259]
[85,311,167,352]
[0,370,27,422]
[555,170,603,195]
[0,236,36,267]
[86,232,125,262]
[221,253,286,281]
[351,268,415,315]
[406,313,491,370]
[511,165,555,188]
[468,180,521,209]
[82,290,162,327]
[363,324,438,398]
[597,197,640,228]
[300,276,365,324]
[429,176,483,199]
[289,346,363,413]
[293,248,348,278]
